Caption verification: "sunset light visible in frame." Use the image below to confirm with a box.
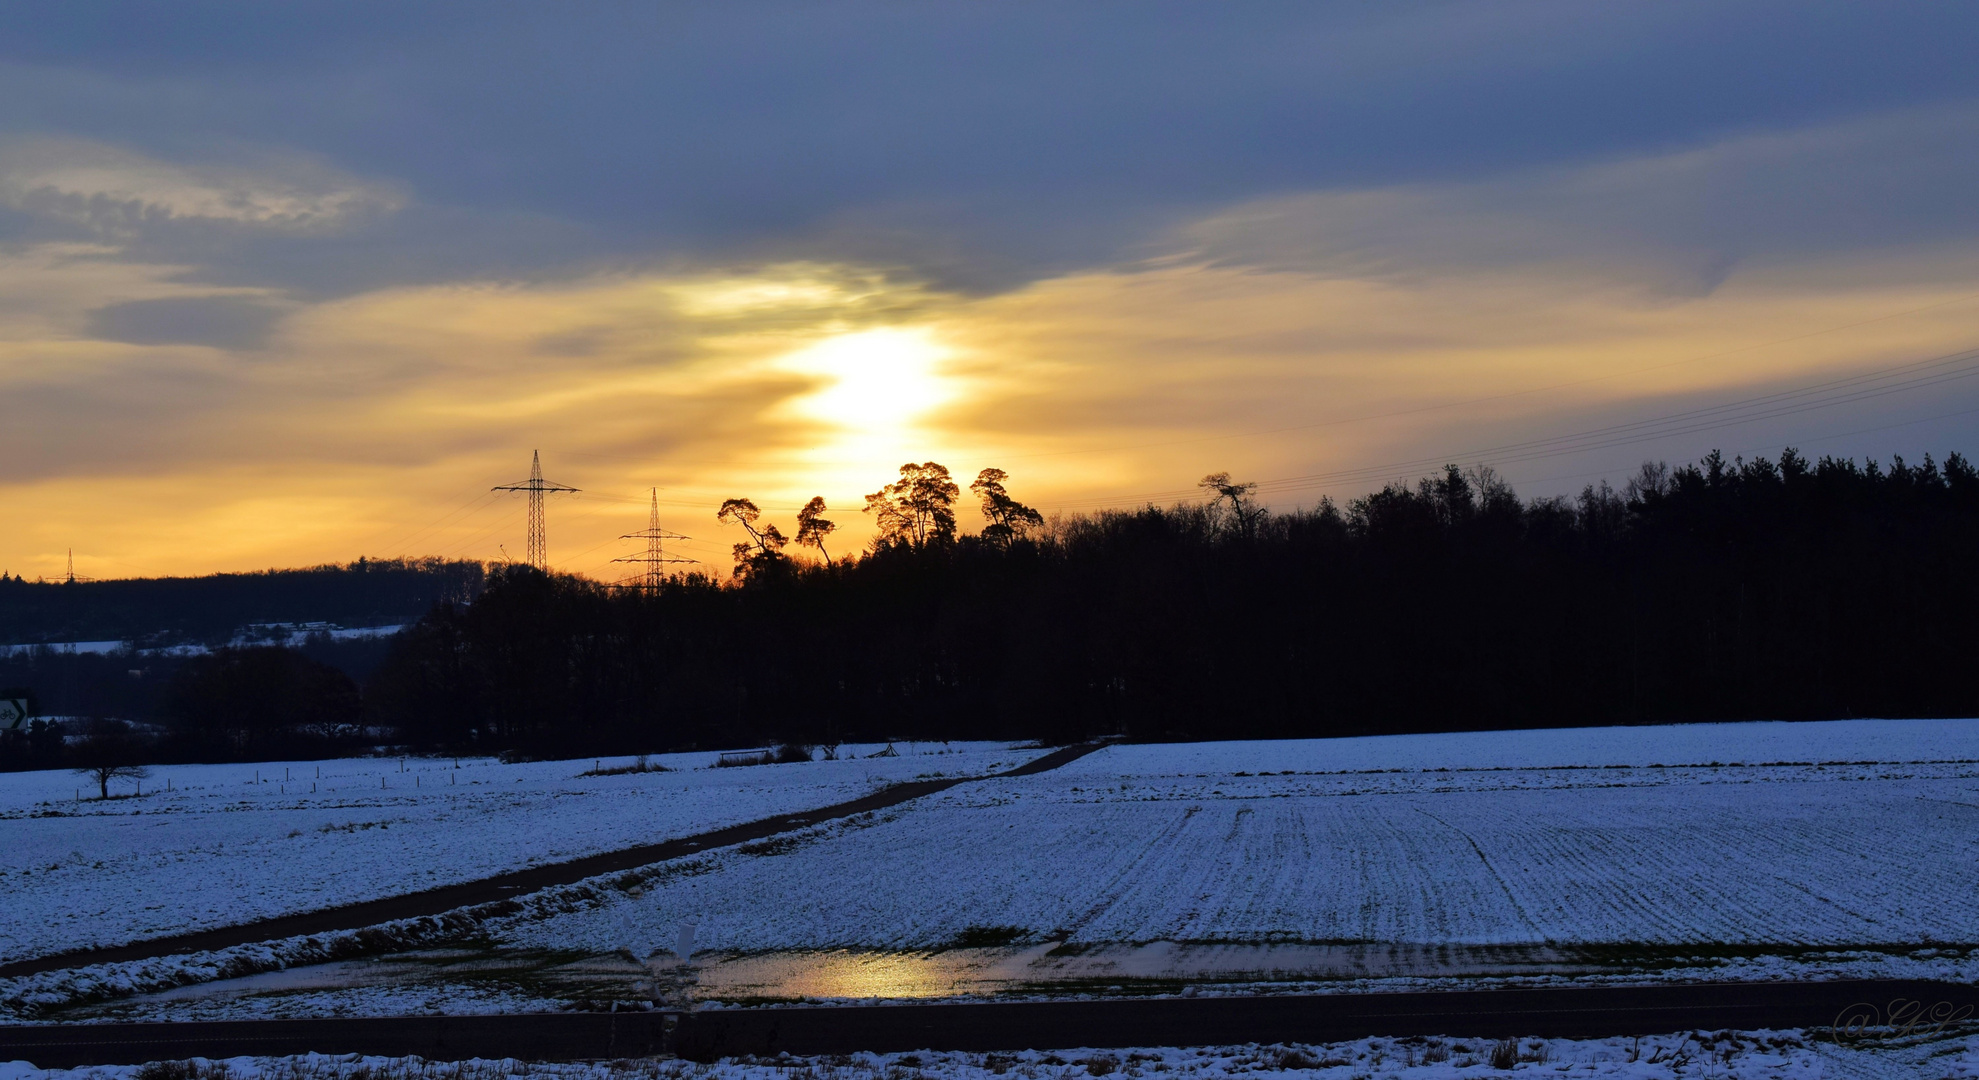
[776,326,957,439]
[4,7,1979,1067]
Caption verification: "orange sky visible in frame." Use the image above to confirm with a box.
[4,105,1979,581]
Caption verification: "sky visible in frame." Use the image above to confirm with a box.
[4,2,1979,581]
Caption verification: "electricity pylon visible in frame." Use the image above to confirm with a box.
[614,488,696,589]
[62,549,94,584]
[492,451,579,567]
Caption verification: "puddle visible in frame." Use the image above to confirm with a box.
[694,941,1600,1001]
[65,941,1614,1018]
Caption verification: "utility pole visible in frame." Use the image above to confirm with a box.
[492,451,579,568]
[614,489,696,589]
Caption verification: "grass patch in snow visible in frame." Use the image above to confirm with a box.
[577,757,674,778]
[946,928,1031,950]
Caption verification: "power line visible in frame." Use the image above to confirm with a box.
[374,489,499,559]
[433,503,525,562]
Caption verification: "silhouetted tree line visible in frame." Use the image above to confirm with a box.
[0,644,373,772]
[8,451,1972,769]
[0,557,483,646]
[362,449,1979,757]
[0,558,478,771]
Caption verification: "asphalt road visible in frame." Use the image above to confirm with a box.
[3,980,1974,1066]
[0,742,1104,978]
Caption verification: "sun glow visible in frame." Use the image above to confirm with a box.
[776,326,957,435]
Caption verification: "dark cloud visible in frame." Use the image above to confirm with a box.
[0,3,1974,295]
[1176,101,1979,298]
[85,295,286,349]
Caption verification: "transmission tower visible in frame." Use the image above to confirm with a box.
[613,488,696,589]
[492,450,579,567]
[62,549,95,584]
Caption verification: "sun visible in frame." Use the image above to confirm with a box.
[776,326,956,434]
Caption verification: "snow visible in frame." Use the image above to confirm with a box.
[0,642,124,658]
[1053,717,1979,777]
[2,1029,1976,1078]
[0,623,408,659]
[495,720,1979,962]
[11,718,1979,1023]
[0,743,1040,966]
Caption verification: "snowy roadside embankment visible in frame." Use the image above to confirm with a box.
[0,743,1039,967]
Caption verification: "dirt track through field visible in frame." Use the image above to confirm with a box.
[0,743,1104,979]
[2,979,1973,1066]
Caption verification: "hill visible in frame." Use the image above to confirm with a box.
[0,558,484,647]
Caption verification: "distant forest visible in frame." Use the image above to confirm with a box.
[0,559,482,768]
[369,449,1979,758]
[5,450,1977,769]
[0,557,484,645]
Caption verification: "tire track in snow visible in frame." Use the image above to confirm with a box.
[1409,804,1544,940]
[1054,804,1204,941]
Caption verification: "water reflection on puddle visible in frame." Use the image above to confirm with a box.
[695,942,1595,1001]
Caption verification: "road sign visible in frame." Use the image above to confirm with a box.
[0,699,28,731]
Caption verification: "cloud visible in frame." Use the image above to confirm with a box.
[84,294,288,350]
[1180,102,1979,297]
[3,5,1977,295]
[0,137,404,236]
[5,235,1979,581]
[2,6,1979,577]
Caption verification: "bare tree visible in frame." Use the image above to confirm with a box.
[70,723,150,799]
[1625,459,1672,501]
[1464,463,1519,515]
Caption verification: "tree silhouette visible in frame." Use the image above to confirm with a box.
[864,462,959,547]
[13,445,1979,768]
[162,646,362,755]
[717,497,788,577]
[71,721,149,798]
[971,468,1044,548]
[795,497,836,562]
[1199,472,1266,539]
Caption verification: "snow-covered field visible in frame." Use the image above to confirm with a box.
[9,719,1979,1023]
[4,1028,1977,1079]
[1052,717,1979,776]
[0,743,1040,965]
[496,719,1979,963]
